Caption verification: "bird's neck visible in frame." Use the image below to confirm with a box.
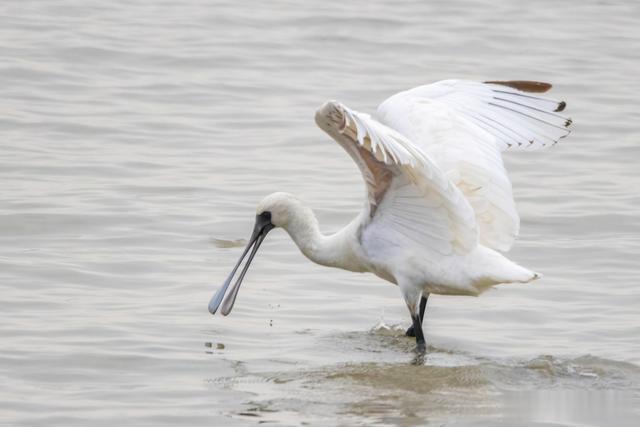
[283,204,359,271]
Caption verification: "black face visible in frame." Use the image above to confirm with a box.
[208,211,275,316]
[255,211,272,230]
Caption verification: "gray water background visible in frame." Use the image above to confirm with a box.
[1,0,640,425]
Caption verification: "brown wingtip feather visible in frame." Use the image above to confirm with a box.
[485,80,553,93]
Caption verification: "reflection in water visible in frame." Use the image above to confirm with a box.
[226,358,639,426]
[217,328,640,426]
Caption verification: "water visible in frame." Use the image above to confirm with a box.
[1,0,640,425]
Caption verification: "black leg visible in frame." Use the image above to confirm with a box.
[405,294,429,337]
[411,313,426,353]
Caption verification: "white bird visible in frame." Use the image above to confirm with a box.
[209,79,572,353]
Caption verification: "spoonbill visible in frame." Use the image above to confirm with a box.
[209,79,571,353]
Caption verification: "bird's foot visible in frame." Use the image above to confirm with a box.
[405,325,415,337]
[411,350,426,365]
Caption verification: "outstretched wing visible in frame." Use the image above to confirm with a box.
[376,79,572,251]
[315,101,478,257]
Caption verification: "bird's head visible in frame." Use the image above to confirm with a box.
[255,191,305,229]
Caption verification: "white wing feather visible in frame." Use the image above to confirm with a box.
[376,79,572,251]
[315,101,478,257]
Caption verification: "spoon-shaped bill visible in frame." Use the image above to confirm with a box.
[208,212,274,315]
[220,232,267,316]
[208,238,254,315]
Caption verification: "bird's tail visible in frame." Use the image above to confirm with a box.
[470,246,541,294]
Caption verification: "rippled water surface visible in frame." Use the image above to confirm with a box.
[1,1,640,426]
